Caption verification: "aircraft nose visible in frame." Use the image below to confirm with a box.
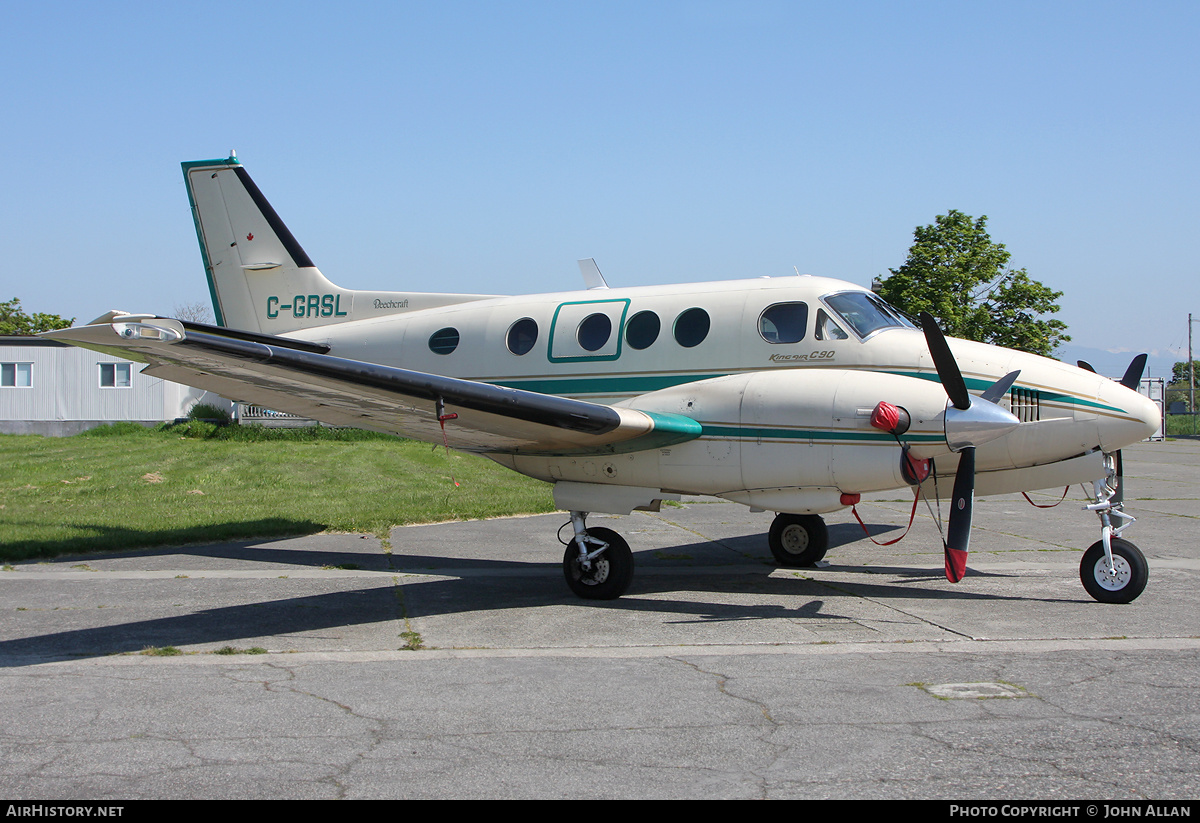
[1097,381,1161,451]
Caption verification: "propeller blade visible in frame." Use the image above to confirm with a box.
[919,312,971,410]
[945,446,974,583]
[1077,360,1096,373]
[980,370,1021,404]
[1120,354,1148,390]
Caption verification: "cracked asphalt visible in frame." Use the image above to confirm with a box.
[2,440,1198,799]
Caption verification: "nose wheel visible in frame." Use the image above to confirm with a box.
[1080,538,1148,604]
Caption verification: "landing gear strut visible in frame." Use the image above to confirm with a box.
[1081,454,1148,603]
[562,511,634,600]
[768,513,829,567]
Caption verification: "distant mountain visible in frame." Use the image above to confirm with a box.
[1055,343,1182,382]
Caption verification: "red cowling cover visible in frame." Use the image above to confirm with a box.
[870,401,901,432]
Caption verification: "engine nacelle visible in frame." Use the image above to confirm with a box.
[623,369,956,506]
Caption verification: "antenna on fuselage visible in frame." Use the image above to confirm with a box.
[578,258,610,290]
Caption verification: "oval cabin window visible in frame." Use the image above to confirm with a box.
[428,327,460,355]
[673,308,710,348]
[506,318,538,355]
[625,310,661,350]
[577,313,612,352]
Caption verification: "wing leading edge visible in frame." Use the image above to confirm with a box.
[43,319,702,456]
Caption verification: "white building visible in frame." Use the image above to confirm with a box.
[1,336,230,436]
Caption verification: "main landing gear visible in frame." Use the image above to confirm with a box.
[1081,456,1148,603]
[767,513,829,567]
[561,511,634,600]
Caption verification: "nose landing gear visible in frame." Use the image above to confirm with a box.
[1081,454,1148,603]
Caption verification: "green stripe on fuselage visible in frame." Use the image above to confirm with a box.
[700,424,943,443]
[494,368,1131,418]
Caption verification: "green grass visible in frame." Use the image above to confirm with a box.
[0,424,555,561]
[1166,414,1200,437]
[213,646,268,655]
[139,646,182,656]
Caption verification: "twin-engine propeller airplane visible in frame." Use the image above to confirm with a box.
[46,154,1161,603]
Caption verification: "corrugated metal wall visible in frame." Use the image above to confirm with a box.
[1,339,226,425]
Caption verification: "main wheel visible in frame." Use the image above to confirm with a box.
[1080,538,1148,604]
[768,513,829,567]
[563,527,634,600]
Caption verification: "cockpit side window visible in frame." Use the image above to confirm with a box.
[815,308,848,341]
[824,292,915,339]
[758,302,808,344]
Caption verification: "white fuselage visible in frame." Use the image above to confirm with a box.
[280,274,1159,514]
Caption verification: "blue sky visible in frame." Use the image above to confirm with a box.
[2,1,1196,378]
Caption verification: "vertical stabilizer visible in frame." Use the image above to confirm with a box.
[183,156,499,334]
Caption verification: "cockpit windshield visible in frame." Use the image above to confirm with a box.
[823,292,916,339]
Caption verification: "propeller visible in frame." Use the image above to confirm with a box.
[1078,354,1145,505]
[1120,353,1147,390]
[919,312,1021,583]
[922,312,971,411]
[1110,353,1147,507]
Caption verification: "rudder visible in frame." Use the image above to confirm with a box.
[183,154,502,334]
[184,154,354,332]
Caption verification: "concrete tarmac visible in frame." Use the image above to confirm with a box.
[2,440,1198,799]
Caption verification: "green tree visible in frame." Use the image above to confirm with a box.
[1166,360,1199,412]
[1169,360,1199,385]
[0,298,74,336]
[877,210,1070,357]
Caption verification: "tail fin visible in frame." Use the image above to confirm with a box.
[183,154,496,334]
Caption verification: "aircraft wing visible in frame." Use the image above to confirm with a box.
[42,318,702,456]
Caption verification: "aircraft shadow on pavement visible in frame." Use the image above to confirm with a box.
[2,522,1061,666]
[3,518,329,564]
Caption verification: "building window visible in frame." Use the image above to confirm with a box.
[1,362,32,387]
[99,362,132,388]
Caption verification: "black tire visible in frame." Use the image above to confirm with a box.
[1080,538,1148,604]
[768,513,829,567]
[563,527,634,600]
